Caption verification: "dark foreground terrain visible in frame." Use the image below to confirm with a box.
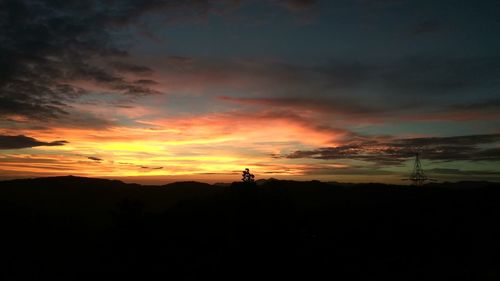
[1,176,499,280]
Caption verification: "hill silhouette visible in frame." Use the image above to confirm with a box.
[1,176,499,280]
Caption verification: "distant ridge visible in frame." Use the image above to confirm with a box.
[1,175,499,189]
[255,177,279,185]
[161,181,213,189]
[0,175,140,189]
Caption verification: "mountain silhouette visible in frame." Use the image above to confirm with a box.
[1,176,499,280]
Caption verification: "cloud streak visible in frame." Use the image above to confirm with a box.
[286,134,500,165]
[149,56,500,123]
[88,156,103,162]
[0,135,68,149]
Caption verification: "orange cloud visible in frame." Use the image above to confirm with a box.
[1,107,348,180]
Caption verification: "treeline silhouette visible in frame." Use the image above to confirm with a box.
[1,176,499,280]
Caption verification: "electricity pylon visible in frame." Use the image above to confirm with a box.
[409,152,428,186]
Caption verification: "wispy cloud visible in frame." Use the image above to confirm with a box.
[285,134,500,165]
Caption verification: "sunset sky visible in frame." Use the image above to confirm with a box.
[1,0,500,184]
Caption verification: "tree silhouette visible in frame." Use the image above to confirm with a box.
[241,168,255,183]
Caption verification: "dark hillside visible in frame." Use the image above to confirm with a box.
[1,177,499,280]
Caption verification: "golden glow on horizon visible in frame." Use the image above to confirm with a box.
[0,108,349,180]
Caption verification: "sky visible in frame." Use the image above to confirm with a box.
[1,0,500,184]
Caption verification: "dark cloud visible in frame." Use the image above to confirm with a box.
[0,107,117,130]
[428,168,500,176]
[0,0,226,124]
[1,0,323,127]
[0,96,69,120]
[0,134,68,149]
[88,156,103,162]
[396,134,500,147]
[118,161,163,170]
[191,57,489,116]
[474,148,500,161]
[190,56,500,119]
[140,166,163,170]
[286,133,500,165]
[303,166,398,176]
